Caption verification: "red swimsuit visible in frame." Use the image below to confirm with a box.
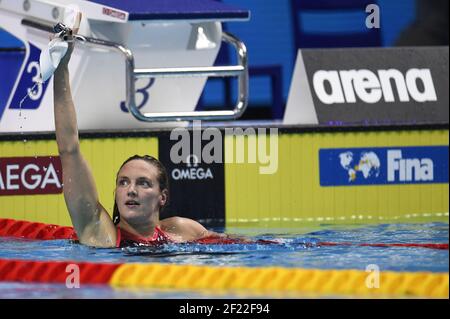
[116,227,277,247]
[116,226,172,247]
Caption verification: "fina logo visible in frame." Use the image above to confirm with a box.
[171,154,214,181]
[313,68,438,104]
[339,151,381,182]
[387,150,433,182]
[338,149,435,183]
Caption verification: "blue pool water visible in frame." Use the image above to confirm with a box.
[0,222,448,298]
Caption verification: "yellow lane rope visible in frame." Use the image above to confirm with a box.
[109,263,449,298]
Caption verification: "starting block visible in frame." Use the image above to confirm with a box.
[0,0,250,132]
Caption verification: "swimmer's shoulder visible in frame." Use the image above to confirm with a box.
[160,216,208,241]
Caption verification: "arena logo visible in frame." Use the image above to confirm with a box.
[0,157,63,195]
[170,121,278,174]
[171,154,214,181]
[313,68,437,104]
[388,150,433,182]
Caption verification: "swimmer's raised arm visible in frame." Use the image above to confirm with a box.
[53,15,116,247]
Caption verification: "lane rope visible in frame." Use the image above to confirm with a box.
[0,218,447,250]
[319,242,449,250]
[0,258,447,298]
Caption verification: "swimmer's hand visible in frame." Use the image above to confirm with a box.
[57,11,81,68]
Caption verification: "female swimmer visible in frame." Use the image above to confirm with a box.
[53,14,222,247]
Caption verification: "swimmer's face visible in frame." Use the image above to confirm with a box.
[115,160,167,224]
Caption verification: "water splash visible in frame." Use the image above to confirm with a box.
[19,82,41,117]
[18,82,42,141]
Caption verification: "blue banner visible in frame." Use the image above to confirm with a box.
[0,50,24,120]
[8,42,49,111]
[319,146,448,186]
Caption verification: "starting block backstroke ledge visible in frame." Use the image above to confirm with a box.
[0,0,250,132]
